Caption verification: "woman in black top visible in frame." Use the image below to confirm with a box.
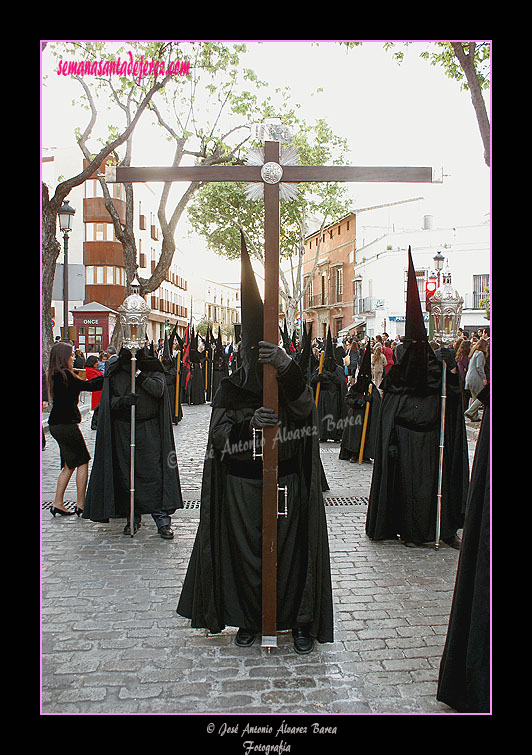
[47,342,104,517]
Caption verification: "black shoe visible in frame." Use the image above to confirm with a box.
[158,525,174,539]
[235,628,256,647]
[123,522,140,535]
[443,535,462,550]
[292,627,314,654]
[50,505,75,517]
[75,506,83,517]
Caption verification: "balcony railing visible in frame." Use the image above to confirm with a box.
[306,293,328,308]
[353,297,375,314]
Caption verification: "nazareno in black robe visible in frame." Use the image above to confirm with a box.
[365,344,469,545]
[437,386,490,712]
[310,363,348,442]
[176,359,334,643]
[339,378,382,462]
[83,349,182,522]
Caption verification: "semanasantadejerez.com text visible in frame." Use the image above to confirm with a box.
[57,52,190,84]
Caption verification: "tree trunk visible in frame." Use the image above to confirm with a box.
[451,42,490,167]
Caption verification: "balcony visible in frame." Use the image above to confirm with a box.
[353,297,375,315]
[306,293,328,308]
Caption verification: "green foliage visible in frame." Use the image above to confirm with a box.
[384,41,490,91]
[187,116,352,264]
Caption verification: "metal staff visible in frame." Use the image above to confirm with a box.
[314,350,325,407]
[435,360,447,550]
[358,383,373,464]
[129,349,137,536]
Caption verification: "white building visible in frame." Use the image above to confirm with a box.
[343,215,490,340]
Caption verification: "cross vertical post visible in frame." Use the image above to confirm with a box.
[261,139,281,648]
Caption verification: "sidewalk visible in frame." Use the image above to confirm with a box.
[41,401,479,716]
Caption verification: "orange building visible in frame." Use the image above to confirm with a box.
[302,213,356,339]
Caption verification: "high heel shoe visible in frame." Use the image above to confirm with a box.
[50,505,75,517]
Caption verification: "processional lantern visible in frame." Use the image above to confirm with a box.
[117,275,151,537]
[429,265,463,347]
[429,264,463,551]
[118,275,150,350]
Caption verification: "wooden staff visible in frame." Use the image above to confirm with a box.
[358,383,373,464]
[314,350,325,407]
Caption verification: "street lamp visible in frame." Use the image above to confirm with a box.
[433,251,445,286]
[58,199,76,342]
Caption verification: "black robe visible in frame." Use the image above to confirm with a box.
[366,348,469,544]
[186,361,206,405]
[163,357,182,424]
[437,392,490,712]
[83,351,182,522]
[310,364,348,441]
[339,379,382,462]
[176,360,334,642]
[210,353,229,402]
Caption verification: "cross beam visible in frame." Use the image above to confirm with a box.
[108,164,435,184]
[106,149,439,649]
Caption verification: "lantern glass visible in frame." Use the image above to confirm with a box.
[118,279,150,351]
[430,270,463,347]
[58,200,75,232]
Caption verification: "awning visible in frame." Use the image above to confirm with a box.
[338,319,365,336]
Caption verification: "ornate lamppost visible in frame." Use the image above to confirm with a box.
[429,265,464,549]
[117,276,151,536]
[57,199,76,341]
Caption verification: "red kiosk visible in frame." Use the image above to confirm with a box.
[71,301,118,354]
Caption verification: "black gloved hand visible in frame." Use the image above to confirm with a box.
[122,392,139,407]
[258,341,292,373]
[250,406,278,430]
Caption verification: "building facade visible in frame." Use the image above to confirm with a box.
[300,208,490,342]
[42,147,190,349]
[346,217,490,340]
[301,213,356,339]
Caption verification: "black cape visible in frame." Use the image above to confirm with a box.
[437,389,490,712]
[366,346,469,544]
[176,360,334,642]
[83,350,183,521]
[339,379,382,462]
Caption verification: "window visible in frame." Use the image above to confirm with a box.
[473,274,489,309]
[335,266,343,300]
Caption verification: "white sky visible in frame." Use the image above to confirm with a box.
[41,40,491,281]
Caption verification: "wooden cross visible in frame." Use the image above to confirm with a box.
[106,139,438,649]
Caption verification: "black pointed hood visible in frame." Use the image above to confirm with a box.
[296,321,313,380]
[212,232,263,406]
[323,326,336,372]
[238,231,264,395]
[161,330,172,367]
[385,247,437,393]
[405,246,428,343]
[353,336,372,393]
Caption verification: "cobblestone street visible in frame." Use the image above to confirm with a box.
[41,397,479,720]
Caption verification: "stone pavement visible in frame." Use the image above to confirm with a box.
[41,395,480,719]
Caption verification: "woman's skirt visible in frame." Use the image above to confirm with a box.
[49,423,91,470]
